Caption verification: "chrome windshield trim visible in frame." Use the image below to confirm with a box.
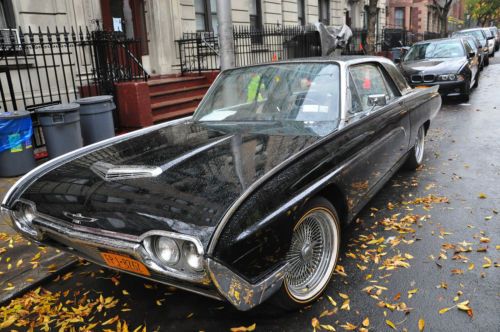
[1,116,191,208]
[207,258,288,311]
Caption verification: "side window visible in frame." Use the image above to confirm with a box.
[463,40,472,54]
[349,64,395,112]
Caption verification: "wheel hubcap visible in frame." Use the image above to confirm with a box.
[415,126,425,164]
[285,209,339,301]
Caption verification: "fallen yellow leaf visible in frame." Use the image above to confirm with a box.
[362,317,370,327]
[418,318,425,331]
[386,319,396,330]
[439,307,453,314]
[230,323,256,332]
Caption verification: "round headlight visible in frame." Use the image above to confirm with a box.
[448,74,456,81]
[183,242,203,271]
[153,237,180,265]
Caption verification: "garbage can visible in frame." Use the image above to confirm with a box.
[75,95,115,145]
[0,110,37,177]
[37,103,83,159]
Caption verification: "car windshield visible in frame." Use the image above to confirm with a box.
[455,30,485,42]
[404,40,465,60]
[193,63,340,136]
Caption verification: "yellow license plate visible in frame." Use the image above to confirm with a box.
[101,251,150,276]
[415,86,428,89]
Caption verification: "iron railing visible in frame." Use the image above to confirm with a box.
[0,26,148,113]
[0,26,148,157]
[177,25,323,73]
[176,25,443,73]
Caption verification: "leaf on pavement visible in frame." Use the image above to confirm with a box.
[320,324,336,331]
[386,320,396,330]
[339,322,357,330]
[482,257,492,268]
[362,317,369,327]
[418,318,425,331]
[457,300,471,311]
[478,193,487,199]
[439,306,453,314]
[230,323,256,332]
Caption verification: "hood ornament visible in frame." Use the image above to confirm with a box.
[91,161,162,181]
[62,212,98,224]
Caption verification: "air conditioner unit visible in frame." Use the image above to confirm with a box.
[0,28,22,52]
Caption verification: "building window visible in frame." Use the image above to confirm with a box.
[318,0,329,25]
[298,0,306,25]
[0,0,15,29]
[395,7,405,29]
[195,0,218,32]
[249,0,262,30]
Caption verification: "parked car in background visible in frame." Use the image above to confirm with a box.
[460,35,487,71]
[1,57,442,311]
[489,26,499,51]
[482,28,496,56]
[398,38,480,101]
[452,28,490,66]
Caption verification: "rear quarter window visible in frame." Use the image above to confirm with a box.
[382,62,412,95]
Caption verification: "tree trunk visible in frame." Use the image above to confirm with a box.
[365,0,379,55]
[439,14,448,37]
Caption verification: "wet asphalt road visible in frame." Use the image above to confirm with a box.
[8,57,500,332]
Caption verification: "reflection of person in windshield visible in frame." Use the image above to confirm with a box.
[246,73,265,102]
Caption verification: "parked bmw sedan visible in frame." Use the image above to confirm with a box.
[398,38,479,101]
[1,57,441,311]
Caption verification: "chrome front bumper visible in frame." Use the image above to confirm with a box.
[1,206,287,311]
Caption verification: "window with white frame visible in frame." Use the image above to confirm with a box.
[298,0,306,25]
[195,0,218,32]
[0,0,15,29]
[395,7,405,29]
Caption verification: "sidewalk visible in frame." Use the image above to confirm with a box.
[0,177,75,304]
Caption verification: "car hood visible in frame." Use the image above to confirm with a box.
[401,57,466,76]
[16,120,327,248]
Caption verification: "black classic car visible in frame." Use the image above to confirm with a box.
[398,38,480,101]
[1,57,441,311]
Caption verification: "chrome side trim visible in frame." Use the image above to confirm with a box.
[207,258,288,311]
[1,116,191,208]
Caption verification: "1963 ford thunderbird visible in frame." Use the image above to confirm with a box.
[1,57,441,311]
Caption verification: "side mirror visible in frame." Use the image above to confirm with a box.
[367,94,387,107]
[487,36,494,40]
[468,51,476,58]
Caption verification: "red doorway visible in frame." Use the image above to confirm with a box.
[100,0,149,55]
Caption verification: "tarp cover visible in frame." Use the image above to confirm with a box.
[0,115,33,153]
[313,23,353,56]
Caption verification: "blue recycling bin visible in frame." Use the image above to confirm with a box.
[0,110,37,177]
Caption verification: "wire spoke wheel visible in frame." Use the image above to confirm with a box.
[414,125,425,164]
[284,207,339,302]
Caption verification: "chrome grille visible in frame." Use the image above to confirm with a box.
[411,74,423,83]
[423,74,436,82]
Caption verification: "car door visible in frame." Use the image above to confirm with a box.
[338,63,411,216]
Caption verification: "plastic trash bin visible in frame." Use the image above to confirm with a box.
[75,95,115,145]
[37,103,83,159]
[0,110,37,177]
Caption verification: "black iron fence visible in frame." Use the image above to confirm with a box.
[0,26,148,113]
[382,28,441,50]
[176,25,442,73]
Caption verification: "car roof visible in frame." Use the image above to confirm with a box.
[413,37,463,45]
[222,55,395,71]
